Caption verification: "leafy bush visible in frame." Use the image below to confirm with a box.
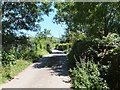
[1,46,35,80]
[1,35,52,84]
[69,33,120,66]
[2,50,16,67]
[1,49,16,80]
[106,46,120,89]
[68,33,120,89]
[70,60,108,90]
[55,43,72,53]
[46,43,52,53]
[15,44,43,62]
[68,34,92,68]
[1,59,31,84]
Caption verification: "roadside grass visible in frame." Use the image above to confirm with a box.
[0,61,3,84]
[36,49,49,57]
[0,49,48,84]
[0,59,31,84]
[11,59,32,77]
[0,67,2,84]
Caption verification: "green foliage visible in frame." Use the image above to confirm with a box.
[1,48,17,80]
[21,49,37,61]
[2,2,52,32]
[70,60,108,90]
[68,33,120,89]
[1,66,12,81]
[2,50,16,67]
[10,59,31,77]
[55,43,72,53]
[54,2,120,37]
[1,2,54,84]
[32,37,52,54]
[54,2,120,89]
[37,29,51,40]
[1,35,51,82]
[0,59,31,84]
[69,33,120,66]
[1,36,51,83]
[2,2,52,50]
[46,44,52,53]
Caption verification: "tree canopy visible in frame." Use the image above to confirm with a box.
[37,29,51,39]
[2,2,52,46]
[2,2,52,33]
[54,2,120,38]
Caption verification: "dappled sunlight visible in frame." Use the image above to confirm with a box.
[32,50,69,77]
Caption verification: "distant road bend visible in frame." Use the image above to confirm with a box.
[0,50,71,89]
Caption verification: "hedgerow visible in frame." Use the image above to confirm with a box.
[55,43,72,53]
[69,33,120,89]
[70,60,108,90]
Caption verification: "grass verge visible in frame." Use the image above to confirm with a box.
[36,49,49,56]
[0,59,31,84]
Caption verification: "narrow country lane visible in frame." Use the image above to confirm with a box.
[0,50,71,89]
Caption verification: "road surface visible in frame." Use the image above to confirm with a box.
[0,50,71,89]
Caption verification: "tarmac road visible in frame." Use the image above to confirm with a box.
[0,50,71,89]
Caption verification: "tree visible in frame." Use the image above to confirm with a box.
[60,30,71,43]
[54,2,120,38]
[2,2,52,32]
[37,29,51,39]
[43,29,51,39]
[2,2,52,48]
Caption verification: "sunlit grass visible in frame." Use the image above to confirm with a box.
[36,49,49,57]
[0,59,31,84]
[11,59,31,77]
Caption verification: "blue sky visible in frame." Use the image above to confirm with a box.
[27,10,67,38]
[40,11,67,38]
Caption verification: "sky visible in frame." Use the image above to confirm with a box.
[27,9,67,38]
[2,2,67,38]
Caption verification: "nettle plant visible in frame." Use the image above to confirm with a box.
[2,48,16,79]
[2,49,16,67]
[70,60,108,90]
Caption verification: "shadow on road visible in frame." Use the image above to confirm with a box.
[32,54,69,77]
